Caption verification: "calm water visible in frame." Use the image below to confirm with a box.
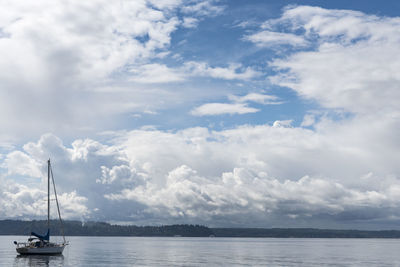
[2,236,400,266]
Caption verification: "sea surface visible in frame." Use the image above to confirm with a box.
[1,235,400,266]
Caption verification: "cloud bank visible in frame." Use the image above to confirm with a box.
[1,111,399,227]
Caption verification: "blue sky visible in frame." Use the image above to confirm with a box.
[0,0,400,229]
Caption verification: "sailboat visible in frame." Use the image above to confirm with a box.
[14,159,68,255]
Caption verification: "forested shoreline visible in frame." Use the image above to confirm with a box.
[1,220,400,238]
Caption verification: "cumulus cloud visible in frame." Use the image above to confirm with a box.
[2,151,42,178]
[0,179,89,220]
[0,108,399,227]
[101,106,400,227]
[106,167,400,226]
[1,133,135,221]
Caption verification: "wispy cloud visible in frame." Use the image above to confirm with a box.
[182,17,200,28]
[181,0,225,17]
[184,62,261,80]
[191,92,281,116]
[191,103,259,116]
[129,64,185,83]
[229,93,282,105]
[245,30,308,47]
[127,61,261,84]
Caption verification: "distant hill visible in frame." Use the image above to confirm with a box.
[212,228,400,238]
[0,220,214,237]
[1,220,400,238]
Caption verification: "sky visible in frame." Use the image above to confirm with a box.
[0,0,400,229]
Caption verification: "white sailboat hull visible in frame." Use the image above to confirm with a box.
[16,244,66,255]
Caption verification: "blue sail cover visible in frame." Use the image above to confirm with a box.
[31,229,50,241]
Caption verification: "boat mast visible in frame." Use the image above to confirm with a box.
[47,159,50,232]
[50,161,66,244]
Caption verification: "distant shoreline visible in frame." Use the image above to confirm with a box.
[2,220,400,238]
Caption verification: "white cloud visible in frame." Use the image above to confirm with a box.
[245,30,308,47]
[105,118,400,226]
[129,63,185,83]
[191,103,259,116]
[106,167,397,225]
[277,6,393,43]
[56,191,90,219]
[147,0,182,10]
[0,0,179,83]
[2,151,42,178]
[272,120,293,128]
[0,180,89,220]
[264,6,400,115]
[181,0,225,17]
[126,61,261,86]
[191,92,280,116]
[301,114,316,127]
[182,17,199,28]
[229,93,281,105]
[97,165,139,185]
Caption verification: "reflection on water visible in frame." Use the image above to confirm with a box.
[14,255,64,267]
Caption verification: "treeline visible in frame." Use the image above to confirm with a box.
[2,220,400,238]
[0,220,213,237]
[212,228,400,238]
